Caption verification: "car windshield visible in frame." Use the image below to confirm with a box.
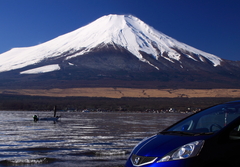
[163,103,240,135]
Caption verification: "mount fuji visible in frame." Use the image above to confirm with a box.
[0,14,239,89]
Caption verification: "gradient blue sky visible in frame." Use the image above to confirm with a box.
[0,0,239,61]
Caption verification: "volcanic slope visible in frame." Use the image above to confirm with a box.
[0,14,239,89]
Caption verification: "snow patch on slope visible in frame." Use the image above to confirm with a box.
[20,64,60,74]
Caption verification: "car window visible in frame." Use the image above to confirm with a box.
[166,104,240,134]
[196,113,225,132]
[230,124,240,140]
[168,120,193,131]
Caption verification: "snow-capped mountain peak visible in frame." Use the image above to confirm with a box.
[0,14,222,73]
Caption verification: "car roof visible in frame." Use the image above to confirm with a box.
[225,100,240,104]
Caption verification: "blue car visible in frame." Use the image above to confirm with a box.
[125,100,240,167]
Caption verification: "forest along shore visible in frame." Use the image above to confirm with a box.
[1,88,240,98]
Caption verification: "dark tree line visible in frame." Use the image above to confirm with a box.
[0,94,238,112]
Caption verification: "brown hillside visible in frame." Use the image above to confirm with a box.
[1,88,240,98]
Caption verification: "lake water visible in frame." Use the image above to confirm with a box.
[0,111,187,167]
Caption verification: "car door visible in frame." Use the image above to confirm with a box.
[218,121,240,167]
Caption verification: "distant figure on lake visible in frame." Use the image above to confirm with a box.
[33,105,60,122]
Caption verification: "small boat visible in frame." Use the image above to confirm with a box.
[38,116,61,121]
[33,106,61,122]
[82,109,90,112]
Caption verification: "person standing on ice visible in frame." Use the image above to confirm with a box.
[54,106,57,117]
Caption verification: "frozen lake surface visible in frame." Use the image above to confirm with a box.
[0,111,187,167]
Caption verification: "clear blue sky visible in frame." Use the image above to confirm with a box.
[0,0,239,61]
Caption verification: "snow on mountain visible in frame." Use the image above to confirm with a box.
[0,14,222,73]
[20,64,60,74]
